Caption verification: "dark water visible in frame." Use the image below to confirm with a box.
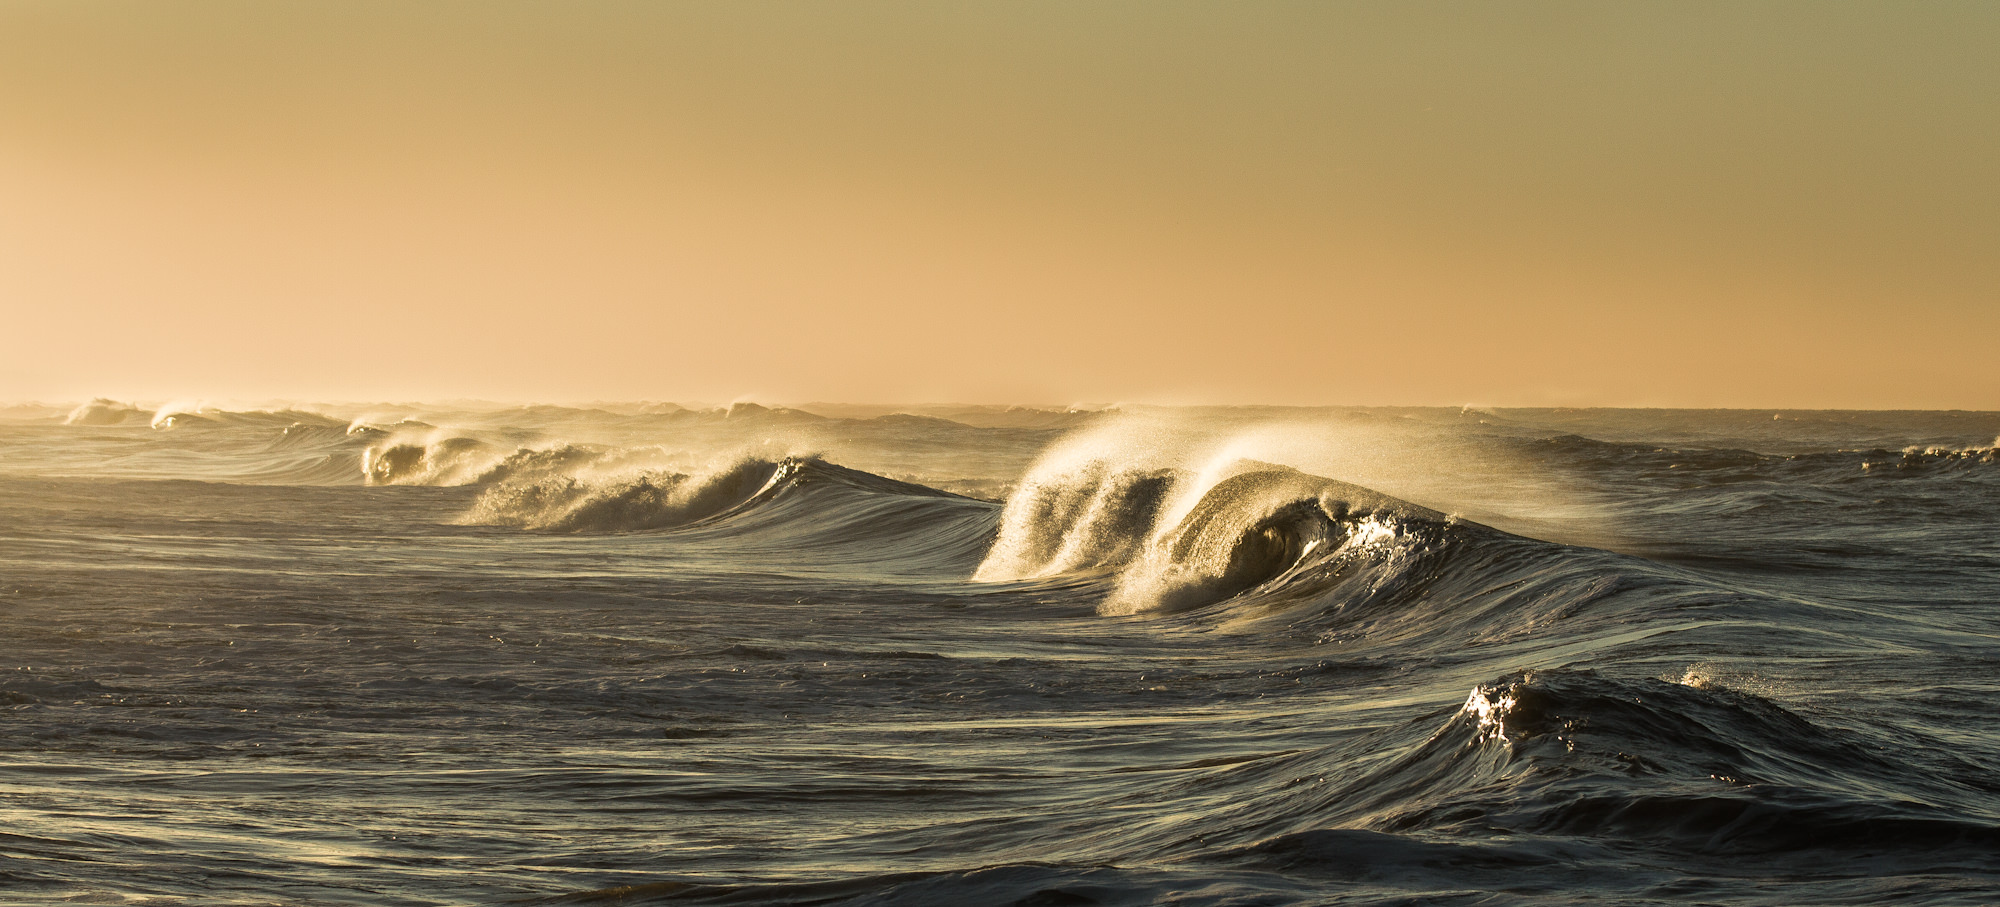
[3,401,1998,905]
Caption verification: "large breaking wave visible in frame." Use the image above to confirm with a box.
[972,416,1486,616]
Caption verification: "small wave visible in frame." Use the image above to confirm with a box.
[142,403,349,432]
[266,421,356,451]
[454,456,996,577]
[1862,441,2000,473]
[347,417,435,437]
[358,428,657,488]
[463,457,791,532]
[362,436,507,486]
[1343,669,2000,856]
[63,399,149,426]
[721,401,826,422]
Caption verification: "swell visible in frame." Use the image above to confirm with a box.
[453,455,1000,574]
[530,667,2000,905]
[1292,668,2000,857]
[1518,432,2000,481]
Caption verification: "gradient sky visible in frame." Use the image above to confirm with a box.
[2,2,1995,407]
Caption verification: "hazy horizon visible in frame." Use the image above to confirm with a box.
[5,3,1996,409]
[9,397,2000,421]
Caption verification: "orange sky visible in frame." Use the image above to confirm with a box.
[2,2,1995,408]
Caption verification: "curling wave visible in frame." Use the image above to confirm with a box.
[977,453,1451,616]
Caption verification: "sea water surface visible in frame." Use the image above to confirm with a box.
[2,401,1998,905]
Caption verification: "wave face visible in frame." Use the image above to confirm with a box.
[3,404,1999,905]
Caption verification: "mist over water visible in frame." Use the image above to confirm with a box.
[3,401,1999,905]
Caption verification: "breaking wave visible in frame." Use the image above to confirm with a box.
[975,419,1466,615]
[359,431,691,489]
[1098,467,1430,616]
[977,461,1177,578]
[63,398,149,426]
[362,437,506,485]
[1341,668,2000,855]
[1864,440,2000,472]
[463,457,792,532]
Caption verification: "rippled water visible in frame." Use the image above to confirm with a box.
[3,402,1998,905]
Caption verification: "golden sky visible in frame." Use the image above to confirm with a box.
[2,2,1995,407]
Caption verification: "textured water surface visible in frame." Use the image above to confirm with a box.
[2,402,1998,905]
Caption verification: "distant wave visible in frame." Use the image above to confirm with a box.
[454,453,982,537]
[1517,431,2000,478]
[63,398,149,426]
[360,436,615,487]
[439,453,997,576]
[1864,440,2000,472]
[356,424,717,490]
[142,403,350,431]
[464,457,792,532]
[36,400,1088,490]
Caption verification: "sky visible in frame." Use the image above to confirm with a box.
[1,2,1995,408]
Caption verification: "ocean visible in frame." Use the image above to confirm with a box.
[2,401,1997,905]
